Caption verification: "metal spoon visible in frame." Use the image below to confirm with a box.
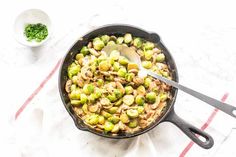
[102,45,236,118]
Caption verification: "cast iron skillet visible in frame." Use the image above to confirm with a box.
[59,24,214,149]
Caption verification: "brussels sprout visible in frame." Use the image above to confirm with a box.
[137,106,144,114]
[110,50,120,60]
[82,104,88,113]
[115,99,123,106]
[137,85,146,95]
[93,38,105,50]
[118,56,129,65]
[83,84,95,95]
[116,37,124,44]
[117,68,127,77]
[98,116,105,124]
[135,95,145,106]
[107,116,120,124]
[99,60,111,71]
[128,119,138,128]
[101,35,110,44]
[127,63,139,71]
[70,84,77,91]
[80,94,88,104]
[141,61,152,69]
[80,46,89,56]
[97,79,104,87]
[70,100,81,106]
[107,93,117,102]
[100,98,111,106]
[133,38,143,48]
[110,35,117,41]
[105,75,114,81]
[101,110,112,118]
[104,121,114,132]
[161,70,169,77]
[146,92,156,104]
[94,88,102,99]
[107,40,116,46]
[144,50,154,60]
[88,93,97,103]
[160,93,168,101]
[123,95,134,106]
[85,114,99,125]
[143,42,154,50]
[124,33,132,44]
[69,88,81,99]
[72,75,78,84]
[113,62,120,71]
[156,53,165,62]
[127,109,139,118]
[144,77,152,88]
[111,124,120,133]
[125,73,135,82]
[114,89,123,99]
[68,63,80,78]
[125,86,134,94]
[108,107,118,114]
[120,113,130,123]
[76,53,84,61]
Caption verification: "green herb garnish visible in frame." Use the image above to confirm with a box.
[24,23,48,42]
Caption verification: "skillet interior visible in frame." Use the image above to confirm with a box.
[59,24,179,138]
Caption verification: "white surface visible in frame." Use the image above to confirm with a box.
[14,9,51,47]
[1,0,236,157]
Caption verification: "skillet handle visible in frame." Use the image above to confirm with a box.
[163,109,214,149]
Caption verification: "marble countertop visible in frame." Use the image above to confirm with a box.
[1,0,236,156]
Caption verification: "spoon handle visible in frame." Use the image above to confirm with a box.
[147,71,236,118]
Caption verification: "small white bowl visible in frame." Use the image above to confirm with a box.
[14,9,51,47]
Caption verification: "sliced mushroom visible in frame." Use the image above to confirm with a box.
[87,42,93,48]
[97,124,104,129]
[146,110,155,119]
[137,49,144,57]
[118,121,126,131]
[117,104,129,113]
[152,53,158,65]
[100,71,110,76]
[88,103,100,113]
[128,69,139,74]
[139,119,148,129]
[156,102,167,116]
[77,73,84,87]
[109,71,118,75]
[65,80,72,93]
[133,77,144,85]
[116,82,125,94]
[148,82,157,91]
[89,48,100,57]
[73,107,84,117]
[114,77,127,84]
[161,83,170,90]
[156,63,168,70]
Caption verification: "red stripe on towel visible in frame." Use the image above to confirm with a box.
[179,93,229,157]
[15,59,62,120]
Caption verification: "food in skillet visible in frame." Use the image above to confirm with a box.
[65,33,172,134]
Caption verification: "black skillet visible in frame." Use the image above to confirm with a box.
[59,24,214,149]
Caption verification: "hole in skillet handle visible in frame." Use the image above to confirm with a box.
[164,109,214,149]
